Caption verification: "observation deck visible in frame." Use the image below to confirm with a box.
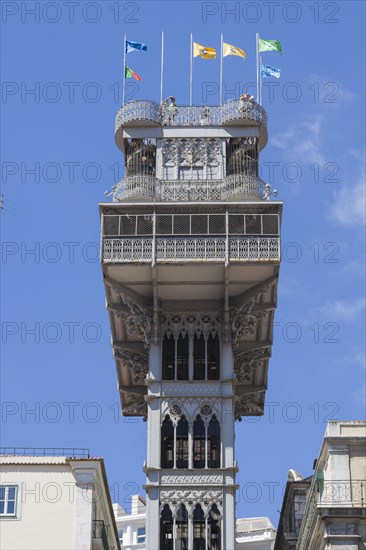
[101,97,281,420]
[115,99,268,151]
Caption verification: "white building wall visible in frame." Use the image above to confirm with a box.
[0,463,77,550]
[0,456,120,550]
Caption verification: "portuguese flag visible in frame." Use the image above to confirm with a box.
[125,66,142,81]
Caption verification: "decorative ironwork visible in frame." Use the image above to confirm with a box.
[319,480,366,506]
[161,312,221,340]
[103,237,280,263]
[112,174,266,202]
[115,99,161,128]
[102,213,280,238]
[162,137,222,179]
[115,99,268,130]
[220,98,267,127]
[297,479,366,550]
[113,175,159,201]
[234,349,268,383]
[235,393,263,420]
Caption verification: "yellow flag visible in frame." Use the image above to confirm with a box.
[193,42,216,59]
[223,42,246,59]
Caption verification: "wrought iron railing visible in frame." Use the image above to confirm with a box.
[115,100,161,127]
[0,447,90,458]
[319,480,366,506]
[115,99,267,130]
[92,520,110,550]
[112,174,266,202]
[113,175,160,201]
[297,480,366,550]
[103,237,280,263]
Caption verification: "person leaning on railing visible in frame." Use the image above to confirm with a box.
[239,93,254,115]
[165,96,177,124]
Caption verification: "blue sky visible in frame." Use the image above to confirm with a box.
[1,0,365,527]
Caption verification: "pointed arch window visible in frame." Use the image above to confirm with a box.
[193,334,205,380]
[176,416,189,469]
[161,416,174,468]
[162,334,175,380]
[207,334,220,380]
[193,504,206,550]
[162,334,189,380]
[160,504,173,550]
[177,334,189,380]
[193,333,220,381]
[193,415,206,469]
[176,504,189,550]
[208,504,221,550]
[207,415,220,468]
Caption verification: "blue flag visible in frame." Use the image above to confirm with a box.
[126,40,147,54]
[260,64,281,79]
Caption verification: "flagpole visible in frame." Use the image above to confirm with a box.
[122,33,127,106]
[160,31,164,104]
[220,33,223,106]
[190,33,193,106]
[259,54,263,106]
[256,32,259,103]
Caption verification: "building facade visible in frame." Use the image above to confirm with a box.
[100,98,282,549]
[275,421,366,550]
[114,496,275,550]
[274,470,312,550]
[0,449,120,550]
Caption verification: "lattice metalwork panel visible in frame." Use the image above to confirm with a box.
[229,238,280,260]
[115,99,268,131]
[103,239,153,261]
[115,100,160,129]
[103,213,279,237]
[112,175,266,202]
[156,238,226,261]
[102,237,280,263]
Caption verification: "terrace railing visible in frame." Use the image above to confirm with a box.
[115,99,267,130]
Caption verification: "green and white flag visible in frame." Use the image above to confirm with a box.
[259,38,282,54]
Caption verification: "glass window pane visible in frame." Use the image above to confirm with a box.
[7,501,15,514]
[194,335,205,380]
[177,335,189,380]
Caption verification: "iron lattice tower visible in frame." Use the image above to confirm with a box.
[100,98,282,550]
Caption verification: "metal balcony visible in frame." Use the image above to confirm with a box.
[115,99,267,130]
[112,175,265,202]
[101,211,280,264]
[102,237,280,263]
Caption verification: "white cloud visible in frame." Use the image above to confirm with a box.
[328,152,366,227]
[271,114,326,165]
[342,258,366,278]
[316,298,366,322]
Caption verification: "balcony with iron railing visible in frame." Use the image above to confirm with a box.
[111,174,266,202]
[116,99,267,130]
[101,212,281,264]
[297,480,366,550]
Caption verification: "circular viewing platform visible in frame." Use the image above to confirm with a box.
[115,99,268,149]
